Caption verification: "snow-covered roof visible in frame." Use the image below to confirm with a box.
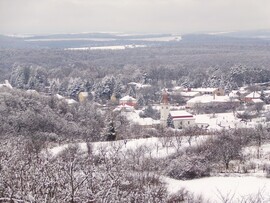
[120,95,136,101]
[170,110,193,117]
[172,86,184,91]
[264,90,270,95]
[238,87,248,94]
[170,110,194,120]
[187,95,236,104]
[191,88,218,93]
[0,80,13,89]
[55,94,65,99]
[251,98,264,103]
[113,104,135,112]
[65,99,78,104]
[180,91,200,97]
[229,90,240,98]
[245,92,261,99]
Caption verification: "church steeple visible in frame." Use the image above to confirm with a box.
[160,89,170,127]
[161,89,169,104]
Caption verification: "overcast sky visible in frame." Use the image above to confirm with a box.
[1,0,270,35]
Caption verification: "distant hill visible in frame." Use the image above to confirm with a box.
[0,31,269,49]
[0,35,34,49]
[213,30,270,39]
[180,33,270,46]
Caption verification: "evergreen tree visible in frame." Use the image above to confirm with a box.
[167,113,174,128]
[84,81,92,92]
[260,90,266,102]
[113,82,122,99]
[105,119,116,141]
[10,66,31,89]
[127,86,136,98]
[142,72,149,84]
[137,94,145,107]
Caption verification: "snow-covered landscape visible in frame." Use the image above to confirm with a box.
[2,0,270,202]
[45,134,270,202]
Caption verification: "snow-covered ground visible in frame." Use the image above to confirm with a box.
[195,112,264,130]
[48,135,270,201]
[25,38,116,42]
[125,110,160,126]
[65,45,146,51]
[131,36,182,42]
[164,176,270,202]
[123,107,265,130]
[127,82,151,89]
[49,135,207,158]
[160,142,270,202]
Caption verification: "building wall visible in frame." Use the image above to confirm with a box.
[119,100,137,106]
[173,119,195,129]
[214,88,225,96]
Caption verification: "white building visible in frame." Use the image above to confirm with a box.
[186,95,239,108]
[191,87,225,96]
[170,110,195,129]
[160,89,195,129]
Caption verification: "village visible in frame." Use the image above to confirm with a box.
[107,81,270,132]
[2,78,270,133]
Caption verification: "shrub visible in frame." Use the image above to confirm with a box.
[166,154,210,180]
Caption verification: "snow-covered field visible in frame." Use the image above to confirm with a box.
[65,45,146,50]
[195,112,264,130]
[25,38,116,42]
[131,36,182,42]
[48,136,270,201]
[164,176,270,202]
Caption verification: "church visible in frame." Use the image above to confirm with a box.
[160,89,195,129]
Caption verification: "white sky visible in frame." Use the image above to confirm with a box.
[1,0,270,35]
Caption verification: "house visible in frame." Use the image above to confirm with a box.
[191,87,225,96]
[179,91,200,99]
[113,104,135,112]
[78,92,88,103]
[0,80,13,89]
[160,89,195,129]
[119,95,137,106]
[244,91,261,103]
[170,110,196,129]
[186,95,240,108]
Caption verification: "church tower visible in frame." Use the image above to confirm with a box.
[160,89,170,127]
